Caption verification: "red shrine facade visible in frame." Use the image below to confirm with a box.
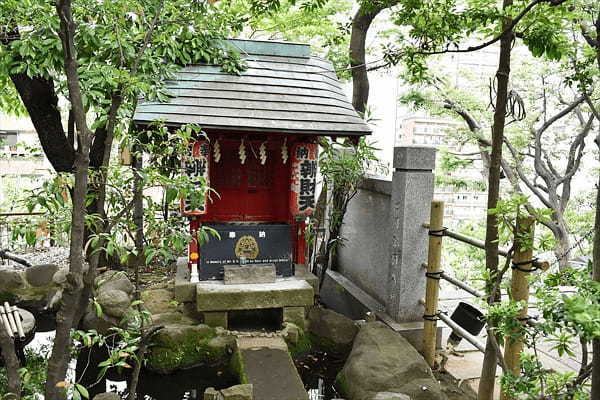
[133,39,370,281]
[181,134,319,279]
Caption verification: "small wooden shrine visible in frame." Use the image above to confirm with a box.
[134,39,370,282]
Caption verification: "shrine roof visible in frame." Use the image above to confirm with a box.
[133,39,371,136]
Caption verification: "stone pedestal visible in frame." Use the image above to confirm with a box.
[386,146,436,322]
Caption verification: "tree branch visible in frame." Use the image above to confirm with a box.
[412,0,568,57]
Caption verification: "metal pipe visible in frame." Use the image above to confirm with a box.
[11,306,25,339]
[0,249,32,268]
[423,224,549,271]
[444,229,511,257]
[440,272,484,298]
[438,312,486,353]
[0,305,14,338]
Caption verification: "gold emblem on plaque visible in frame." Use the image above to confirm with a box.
[235,235,259,259]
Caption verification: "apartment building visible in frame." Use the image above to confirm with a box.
[0,113,52,210]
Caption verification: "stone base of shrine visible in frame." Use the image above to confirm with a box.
[196,278,314,329]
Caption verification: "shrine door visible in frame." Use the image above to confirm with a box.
[206,139,289,222]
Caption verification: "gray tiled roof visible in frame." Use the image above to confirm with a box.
[133,39,371,136]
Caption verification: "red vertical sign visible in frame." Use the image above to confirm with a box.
[181,140,210,215]
[290,143,318,216]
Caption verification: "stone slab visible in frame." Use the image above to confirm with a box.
[174,257,196,303]
[377,317,443,353]
[234,337,308,400]
[293,264,318,291]
[319,269,385,320]
[393,146,436,171]
[204,311,228,329]
[224,264,276,285]
[196,279,313,312]
[283,306,306,330]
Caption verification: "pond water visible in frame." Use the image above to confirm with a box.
[16,314,346,400]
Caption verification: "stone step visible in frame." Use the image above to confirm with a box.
[233,337,308,400]
[196,278,314,312]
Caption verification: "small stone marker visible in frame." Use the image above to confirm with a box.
[223,264,276,285]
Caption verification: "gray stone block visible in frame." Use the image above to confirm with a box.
[293,264,318,291]
[174,257,195,302]
[224,264,276,285]
[283,306,306,330]
[221,384,253,400]
[196,279,313,312]
[204,387,224,400]
[393,146,436,171]
[204,311,228,329]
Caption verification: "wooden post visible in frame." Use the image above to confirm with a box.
[501,215,535,400]
[423,200,444,367]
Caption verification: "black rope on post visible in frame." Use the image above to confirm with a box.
[425,271,444,280]
[428,227,448,237]
[422,310,447,321]
[511,257,539,273]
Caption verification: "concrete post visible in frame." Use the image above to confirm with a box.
[386,146,436,322]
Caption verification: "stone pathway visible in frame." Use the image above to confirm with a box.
[234,337,308,400]
[438,288,588,399]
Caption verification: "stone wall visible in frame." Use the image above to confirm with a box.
[323,146,436,323]
[336,178,391,305]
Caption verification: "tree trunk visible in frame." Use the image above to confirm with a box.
[9,73,75,172]
[0,327,21,400]
[478,0,514,398]
[552,216,571,270]
[592,158,600,400]
[589,14,599,398]
[132,146,145,295]
[45,2,94,398]
[349,5,383,113]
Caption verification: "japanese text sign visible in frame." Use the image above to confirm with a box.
[181,140,209,215]
[290,143,318,216]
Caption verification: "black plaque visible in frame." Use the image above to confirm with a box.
[200,223,293,280]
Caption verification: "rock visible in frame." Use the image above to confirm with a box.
[146,324,232,374]
[52,268,68,285]
[142,288,176,314]
[82,307,122,335]
[93,393,121,400]
[96,271,134,294]
[283,307,306,330]
[221,384,253,400]
[336,322,445,400]
[307,307,358,354]
[151,311,197,326]
[25,264,58,287]
[96,289,131,318]
[282,322,300,345]
[204,387,224,400]
[0,269,25,290]
[373,393,411,400]
[223,264,276,285]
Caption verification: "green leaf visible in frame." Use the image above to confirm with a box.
[75,384,89,399]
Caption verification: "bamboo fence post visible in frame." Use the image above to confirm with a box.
[423,200,444,368]
[500,215,535,400]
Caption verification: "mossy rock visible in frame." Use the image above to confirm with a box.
[146,324,234,374]
[141,288,177,315]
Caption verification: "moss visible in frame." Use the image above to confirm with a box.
[288,332,313,359]
[229,350,250,384]
[146,325,231,373]
[335,371,349,396]
[0,292,17,304]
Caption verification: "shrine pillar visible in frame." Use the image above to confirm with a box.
[386,146,437,322]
